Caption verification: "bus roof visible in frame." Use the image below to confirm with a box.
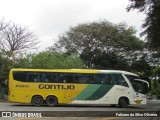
[100,70,138,76]
[10,68,138,76]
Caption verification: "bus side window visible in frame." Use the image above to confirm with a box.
[84,74,94,84]
[74,74,84,83]
[66,74,74,83]
[45,73,52,83]
[39,72,59,83]
[118,75,128,87]
[13,71,27,82]
[110,74,128,87]
[100,74,111,84]
[49,73,59,83]
[93,74,102,84]
[27,73,39,82]
[40,73,48,82]
[59,74,74,83]
[59,74,65,83]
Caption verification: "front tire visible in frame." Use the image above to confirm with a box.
[32,96,43,107]
[46,96,58,107]
[118,97,128,108]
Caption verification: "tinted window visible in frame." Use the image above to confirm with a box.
[12,71,127,86]
[46,73,59,83]
[13,71,59,83]
[74,74,85,83]
[27,72,60,83]
[99,74,112,84]
[59,74,74,83]
[125,75,139,81]
[77,74,104,84]
[84,74,95,84]
[27,73,39,82]
[125,75,140,89]
[110,74,128,87]
[13,71,27,82]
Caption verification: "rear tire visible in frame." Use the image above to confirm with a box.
[118,97,128,108]
[46,96,58,107]
[32,96,43,107]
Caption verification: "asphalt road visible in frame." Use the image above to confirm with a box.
[0,100,160,111]
[0,100,160,120]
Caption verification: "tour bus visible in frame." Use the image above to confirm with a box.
[8,68,149,107]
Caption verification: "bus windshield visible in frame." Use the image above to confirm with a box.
[125,75,149,94]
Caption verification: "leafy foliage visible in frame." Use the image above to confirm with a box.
[16,52,84,69]
[51,20,144,69]
[127,0,160,49]
[151,80,160,96]
[0,52,15,81]
[130,56,152,78]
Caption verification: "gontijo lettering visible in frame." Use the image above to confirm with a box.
[39,84,75,90]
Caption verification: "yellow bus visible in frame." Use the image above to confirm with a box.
[8,68,149,107]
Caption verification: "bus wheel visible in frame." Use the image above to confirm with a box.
[46,96,58,107]
[118,97,128,108]
[32,96,43,107]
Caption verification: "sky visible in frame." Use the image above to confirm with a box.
[0,0,145,52]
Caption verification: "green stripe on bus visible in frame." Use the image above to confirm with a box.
[85,84,114,100]
[75,84,101,100]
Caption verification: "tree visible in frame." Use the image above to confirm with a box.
[0,18,8,31]
[15,53,33,68]
[16,51,84,69]
[50,20,144,69]
[0,51,15,88]
[127,0,160,49]
[0,20,39,59]
[0,19,39,84]
[151,80,160,98]
[130,56,151,79]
